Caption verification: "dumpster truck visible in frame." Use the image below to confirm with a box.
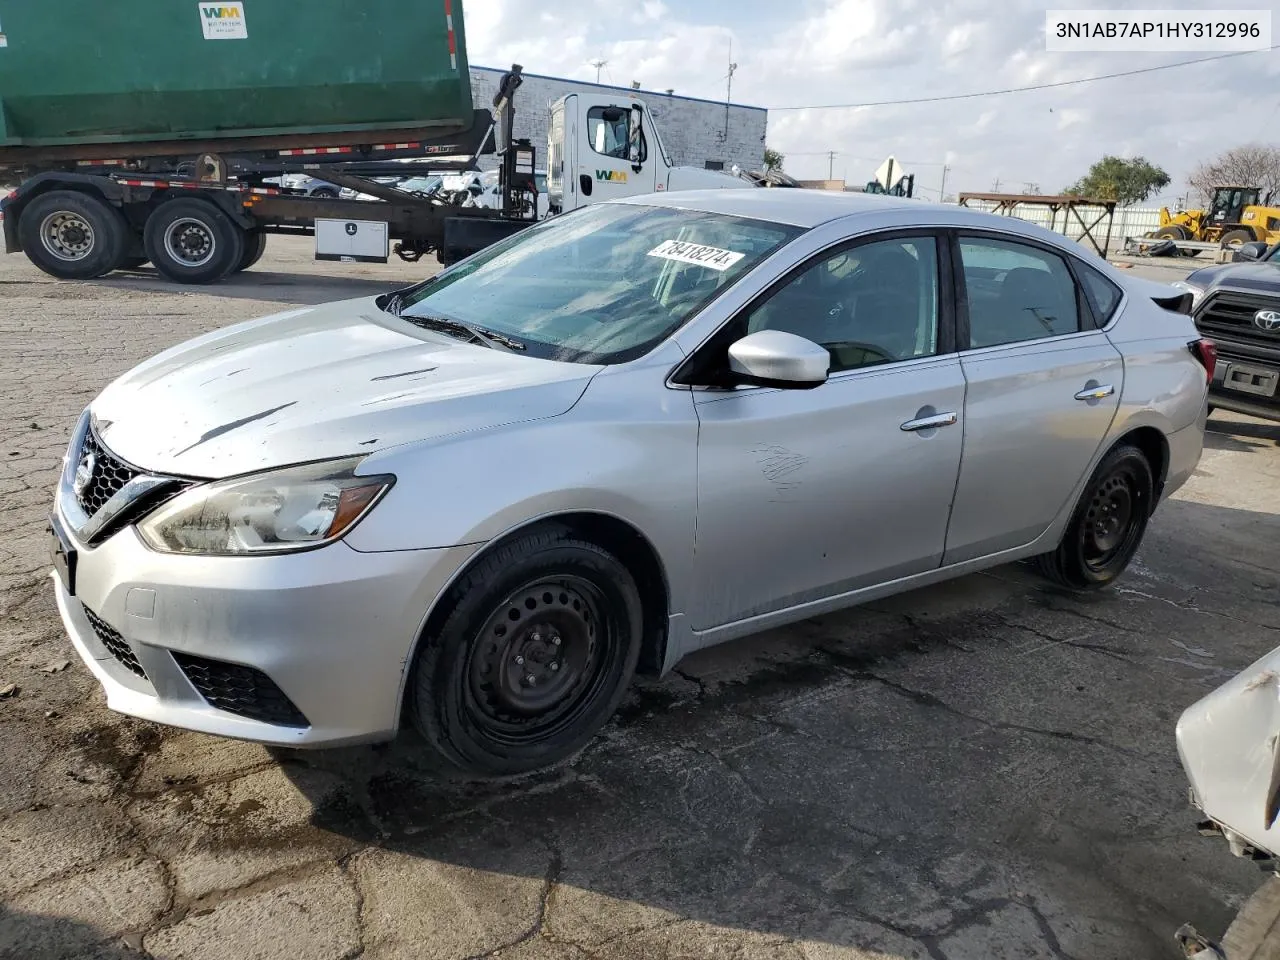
[0,0,747,284]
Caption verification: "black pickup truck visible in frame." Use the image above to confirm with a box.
[1177,241,1280,421]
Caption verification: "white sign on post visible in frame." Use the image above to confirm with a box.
[198,3,248,40]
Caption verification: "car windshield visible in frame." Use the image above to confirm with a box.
[398,202,802,363]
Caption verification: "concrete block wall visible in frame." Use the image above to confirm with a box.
[469,66,767,175]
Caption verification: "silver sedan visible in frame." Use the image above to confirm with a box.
[50,190,1213,777]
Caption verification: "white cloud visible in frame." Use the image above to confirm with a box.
[463,0,1273,203]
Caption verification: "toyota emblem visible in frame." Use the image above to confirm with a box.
[1255,310,1280,332]
[72,452,96,497]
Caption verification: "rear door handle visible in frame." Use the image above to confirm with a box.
[900,411,958,432]
[1074,384,1115,401]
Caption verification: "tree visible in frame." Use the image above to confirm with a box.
[763,147,784,173]
[1063,155,1171,205]
[1188,144,1280,206]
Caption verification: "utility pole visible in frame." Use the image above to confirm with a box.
[724,39,737,140]
[589,58,608,84]
[991,177,1002,192]
[939,164,949,202]
[828,150,837,180]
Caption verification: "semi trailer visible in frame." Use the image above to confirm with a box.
[0,0,748,284]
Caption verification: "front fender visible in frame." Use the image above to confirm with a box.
[345,349,699,614]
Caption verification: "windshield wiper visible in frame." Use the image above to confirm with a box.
[401,314,526,351]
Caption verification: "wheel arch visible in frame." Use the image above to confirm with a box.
[6,174,128,252]
[1108,424,1169,513]
[395,510,673,729]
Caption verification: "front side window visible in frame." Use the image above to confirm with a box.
[586,107,646,162]
[743,236,940,373]
[959,238,1081,348]
[398,203,801,364]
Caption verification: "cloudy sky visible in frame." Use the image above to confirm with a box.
[464,0,1278,204]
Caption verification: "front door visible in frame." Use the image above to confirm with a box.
[689,233,965,630]
[575,97,658,206]
[943,233,1124,564]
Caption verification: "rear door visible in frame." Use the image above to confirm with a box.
[943,232,1123,564]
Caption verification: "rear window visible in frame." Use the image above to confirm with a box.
[1076,264,1123,326]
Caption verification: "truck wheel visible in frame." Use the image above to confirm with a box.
[232,231,267,273]
[1034,444,1153,591]
[1221,229,1254,251]
[409,527,643,779]
[1222,876,1280,959]
[144,198,245,284]
[18,190,129,280]
[1152,225,1188,241]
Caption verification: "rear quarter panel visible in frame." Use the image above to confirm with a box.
[1104,288,1208,498]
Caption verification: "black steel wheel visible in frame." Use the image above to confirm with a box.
[143,198,245,284]
[1036,444,1154,591]
[410,527,642,778]
[18,190,130,280]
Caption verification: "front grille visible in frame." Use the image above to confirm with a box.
[1197,291,1280,349]
[83,606,147,680]
[173,653,309,728]
[75,430,140,518]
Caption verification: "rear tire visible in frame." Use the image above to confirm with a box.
[1035,444,1153,591]
[1152,225,1188,241]
[18,190,129,280]
[1221,228,1254,251]
[143,198,245,284]
[233,230,267,273]
[310,187,339,199]
[409,527,643,779]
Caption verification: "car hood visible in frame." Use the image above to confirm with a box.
[91,298,598,478]
[1187,260,1280,294]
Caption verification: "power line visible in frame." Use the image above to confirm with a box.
[770,45,1277,112]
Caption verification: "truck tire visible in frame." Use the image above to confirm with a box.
[232,231,267,273]
[143,198,245,284]
[1221,229,1255,251]
[1222,876,1280,959]
[1152,225,1188,241]
[18,190,130,280]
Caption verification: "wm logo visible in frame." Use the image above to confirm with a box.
[202,5,241,17]
[596,170,628,183]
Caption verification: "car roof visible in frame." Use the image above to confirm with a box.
[615,188,925,228]
[612,188,1118,263]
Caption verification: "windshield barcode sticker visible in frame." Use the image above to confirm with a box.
[647,240,746,272]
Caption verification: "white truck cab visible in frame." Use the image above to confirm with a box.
[546,93,744,214]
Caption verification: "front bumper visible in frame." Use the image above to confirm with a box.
[53,513,478,747]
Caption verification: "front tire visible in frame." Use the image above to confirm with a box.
[410,527,643,778]
[1035,444,1154,591]
[143,198,245,284]
[18,190,129,280]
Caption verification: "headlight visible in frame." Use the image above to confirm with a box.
[137,457,394,556]
[1171,280,1206,309]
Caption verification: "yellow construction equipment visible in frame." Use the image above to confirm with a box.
[1150,186,1280,249]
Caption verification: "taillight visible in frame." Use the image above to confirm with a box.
[1189,338,1217,384]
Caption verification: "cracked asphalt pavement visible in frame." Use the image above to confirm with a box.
[2,240,1279,959]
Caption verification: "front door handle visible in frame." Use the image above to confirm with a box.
[900,411,958,432]
[1074,384,1115,401]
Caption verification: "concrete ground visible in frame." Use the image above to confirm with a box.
[1,238,1277,960]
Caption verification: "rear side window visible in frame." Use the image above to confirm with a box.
[1076,264,1123,326]
[959,238,1081,348]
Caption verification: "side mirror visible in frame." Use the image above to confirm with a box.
[1234,241,1268,262]
[628,104,643,167]
[727,330,829,389]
